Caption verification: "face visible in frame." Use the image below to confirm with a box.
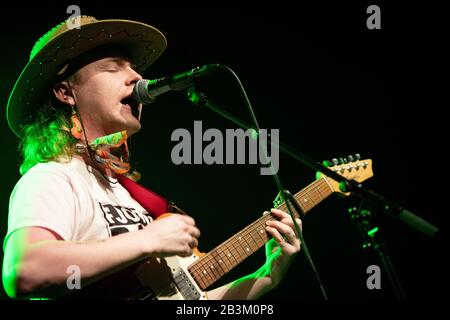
[67,56,143,140]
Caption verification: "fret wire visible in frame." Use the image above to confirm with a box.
[203,252,222,281]
[208,241,246,284]
[241,229,257,254]
[188,215,273,288]
[237,232,250,255]
[208,260,222,281]
[307,193,316,206]
[226,245,241,265]
[317,186,325,199]
[233,234,249,259]
[224,236,242,262]
[194,274,205,290]
[198,250,223,282]
[293,179,333,213]
[198,259,215,285]
[189,178,336,289]
[223,241,240,265]
[312,178,331,196]
[248,230,260,251]
[248,222,266,248]
[219,214,272,256]
[255,221,268,244]
[297,179,327,200]
[190,264,206,288]
[195,272,207,288]
[310,183,328,201]
[216,245,234,269]
[210,249,230,274]
[209,244,231,271]
[245,227,259,249]
[247,225,264,249]
[222,218,268,265]
[193,216,271,288]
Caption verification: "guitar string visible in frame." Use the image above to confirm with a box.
[189,165,371,287]
[189,178,333,285]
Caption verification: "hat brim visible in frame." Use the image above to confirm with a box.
[7,19,167,139]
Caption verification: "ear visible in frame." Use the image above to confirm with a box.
[53,81,75,106]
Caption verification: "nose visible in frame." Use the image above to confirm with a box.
[126,67,143,85]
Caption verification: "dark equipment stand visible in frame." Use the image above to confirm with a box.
[348,199,408,300]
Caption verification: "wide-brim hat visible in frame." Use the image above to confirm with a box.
[7,15,167,139]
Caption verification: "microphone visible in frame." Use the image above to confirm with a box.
[132,64,220,104]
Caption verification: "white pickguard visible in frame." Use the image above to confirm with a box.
[134,252,208,300]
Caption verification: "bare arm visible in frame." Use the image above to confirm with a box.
[2,214,200,299]
[206,266,274,300]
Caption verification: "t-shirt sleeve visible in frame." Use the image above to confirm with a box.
[5,167,76,245]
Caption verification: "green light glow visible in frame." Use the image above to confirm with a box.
[338,181,348,192]
[2,230,27,298]
[250,129,258,140]
[367,227,379,237]
[186,89,201,105]
[315,171,322,180]
[20,108,75,175]
[229,239,281,288]
[316,160,330,180]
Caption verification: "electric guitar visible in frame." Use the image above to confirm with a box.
[64,157,373,300]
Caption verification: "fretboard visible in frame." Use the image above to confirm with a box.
[187,177,334,290]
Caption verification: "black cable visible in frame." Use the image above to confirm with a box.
[216,64,328,300]
[66,80,118,185]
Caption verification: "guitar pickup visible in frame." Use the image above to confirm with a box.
[172,268,201,300]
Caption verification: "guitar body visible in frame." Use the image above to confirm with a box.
[64,250,207,300]
[65,211,209,300]
[134,250,208,300]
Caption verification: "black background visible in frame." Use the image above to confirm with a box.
[0,2,446,303]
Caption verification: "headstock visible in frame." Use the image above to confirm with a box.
[317,154,373,196]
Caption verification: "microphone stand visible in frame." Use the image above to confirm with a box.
[184,86,440,300]
[186,86,329,299]
[184,88,439,238]
[348,199,407,300]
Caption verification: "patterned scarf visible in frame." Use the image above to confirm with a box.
[88,130,130,174]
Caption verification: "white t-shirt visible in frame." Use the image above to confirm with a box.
[4,157,153,248]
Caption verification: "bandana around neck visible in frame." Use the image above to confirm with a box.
[88,130,130,174]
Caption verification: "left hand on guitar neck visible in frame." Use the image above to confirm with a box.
[262,208,302,288]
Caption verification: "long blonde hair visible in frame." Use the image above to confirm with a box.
[19,95,76,175]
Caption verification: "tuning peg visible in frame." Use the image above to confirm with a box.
[355,153,361,160]
[339,157,346,164]
[347,155,354,162]
[331,158,339,166]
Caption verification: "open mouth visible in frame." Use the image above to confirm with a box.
[120,96,140,118]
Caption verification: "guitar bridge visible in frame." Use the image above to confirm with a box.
[172,268,201,300]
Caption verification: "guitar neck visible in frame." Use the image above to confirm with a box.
[188,177,334,290]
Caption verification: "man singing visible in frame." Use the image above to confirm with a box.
[2,16,301,299]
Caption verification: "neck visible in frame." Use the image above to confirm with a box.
[73,130,130,178]
[73,149,115,179]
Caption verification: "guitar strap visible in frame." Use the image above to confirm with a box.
[117,174,188,219]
